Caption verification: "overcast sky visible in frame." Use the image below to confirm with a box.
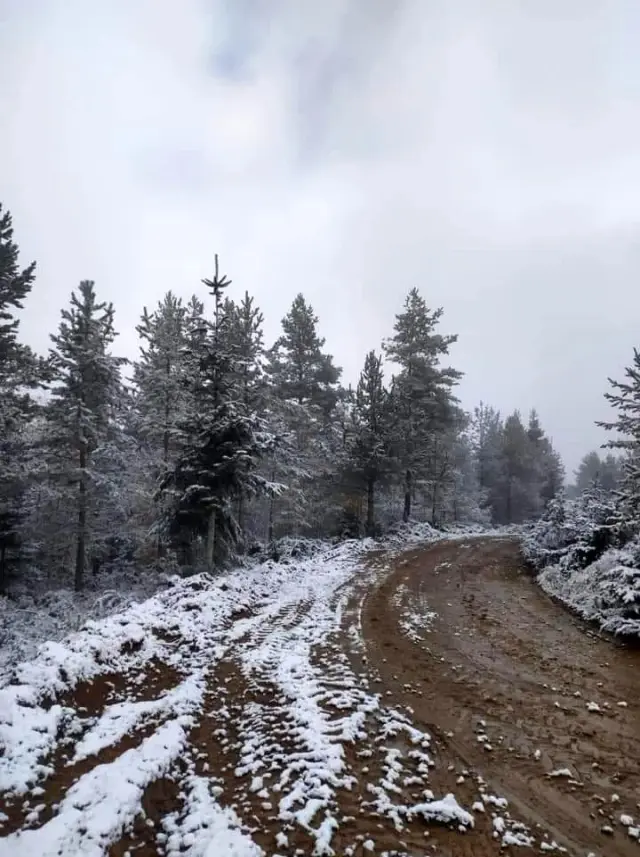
[1,0,639,474]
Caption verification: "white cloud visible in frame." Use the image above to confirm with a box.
[1,0,640,471]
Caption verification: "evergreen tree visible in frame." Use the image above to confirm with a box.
[498,411,533,524]
[265,294,343,535]
[270,293,341,414]
[598,348,640,535]
[0,204,40,583]
[448,423,491,525]
[223,292,266,414]
[47,281,126,590]
[573,450,622,495]
[221,292,268,535]
[469,402,503,522]
[350,351,392,537]
[132,292,189,468]
[160,258,274,567]
[383,288,462,522]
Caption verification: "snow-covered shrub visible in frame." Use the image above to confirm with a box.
[525,488,640,637]
[523,489,618,573]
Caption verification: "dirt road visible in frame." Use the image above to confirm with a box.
[362,537,640,855]
[2,536,640,856]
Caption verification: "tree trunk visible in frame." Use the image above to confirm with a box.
[237,495,245,535]
[403,468,412,523]
[268,494,274,543]
[267,466,276,543]
[366,475,375,538]
[205,509,216,570]
[75,443,87,592]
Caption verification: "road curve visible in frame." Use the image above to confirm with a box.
[362,536,640,855]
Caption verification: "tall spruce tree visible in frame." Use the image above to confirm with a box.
[498,411,535,524]
[383,288,462,522]
[266,294,343,535]
[132,292,189,468]
[221,292,268,535]
[469,403,503,522]
[351,350,391,537]
[161,258,274,567]
[47,281,126,590]
[0,204,39,583]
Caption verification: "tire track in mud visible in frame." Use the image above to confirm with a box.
[361,536,640,856]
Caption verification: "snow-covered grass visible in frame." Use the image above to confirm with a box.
[0,565,173,679]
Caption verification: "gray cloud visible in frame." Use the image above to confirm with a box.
[1,0,639,474]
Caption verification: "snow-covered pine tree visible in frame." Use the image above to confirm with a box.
[219,291,269,536]
[573,450,622,495]
[0,204,42,584]
[447,420,491,526]
[349,350,392,537]
[132,292,189,468]
[160,258,275,568]
[469,402,503,523]
[525,409,565,515]
[383,288,462,523]
[598,347,640,537]
[539,442,565,509]
[265,293,343,535]
[46,281,127,590]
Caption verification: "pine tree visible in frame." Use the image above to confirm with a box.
[469,403,503,522]
[223,292,266,413]
[448,423,491,525]
[573,450,622,495]
[350,351,391,537]
[0,204,41,584]
[132,292,189,468]
[383,288,462,522]
[265,294,343,535]
[160,258,274,567]
[220,292,268,535]
[47,281,126,590]
[270,293,341,413]
[498,411,532,524]
[597,348,640,535]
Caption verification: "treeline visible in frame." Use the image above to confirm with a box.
[0,204,564,590]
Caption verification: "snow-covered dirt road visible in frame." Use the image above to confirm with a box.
[2,536,640,856]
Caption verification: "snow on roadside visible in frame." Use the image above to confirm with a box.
[537,548,640,637]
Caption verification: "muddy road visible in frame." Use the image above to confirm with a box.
[2,536,640,856]
[363,537,640,855]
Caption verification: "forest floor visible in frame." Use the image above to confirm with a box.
[2,536,640,856]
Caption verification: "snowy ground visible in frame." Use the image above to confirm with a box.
[2,527,626,856]
[0,566,172,678]
[2,530,473,856]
